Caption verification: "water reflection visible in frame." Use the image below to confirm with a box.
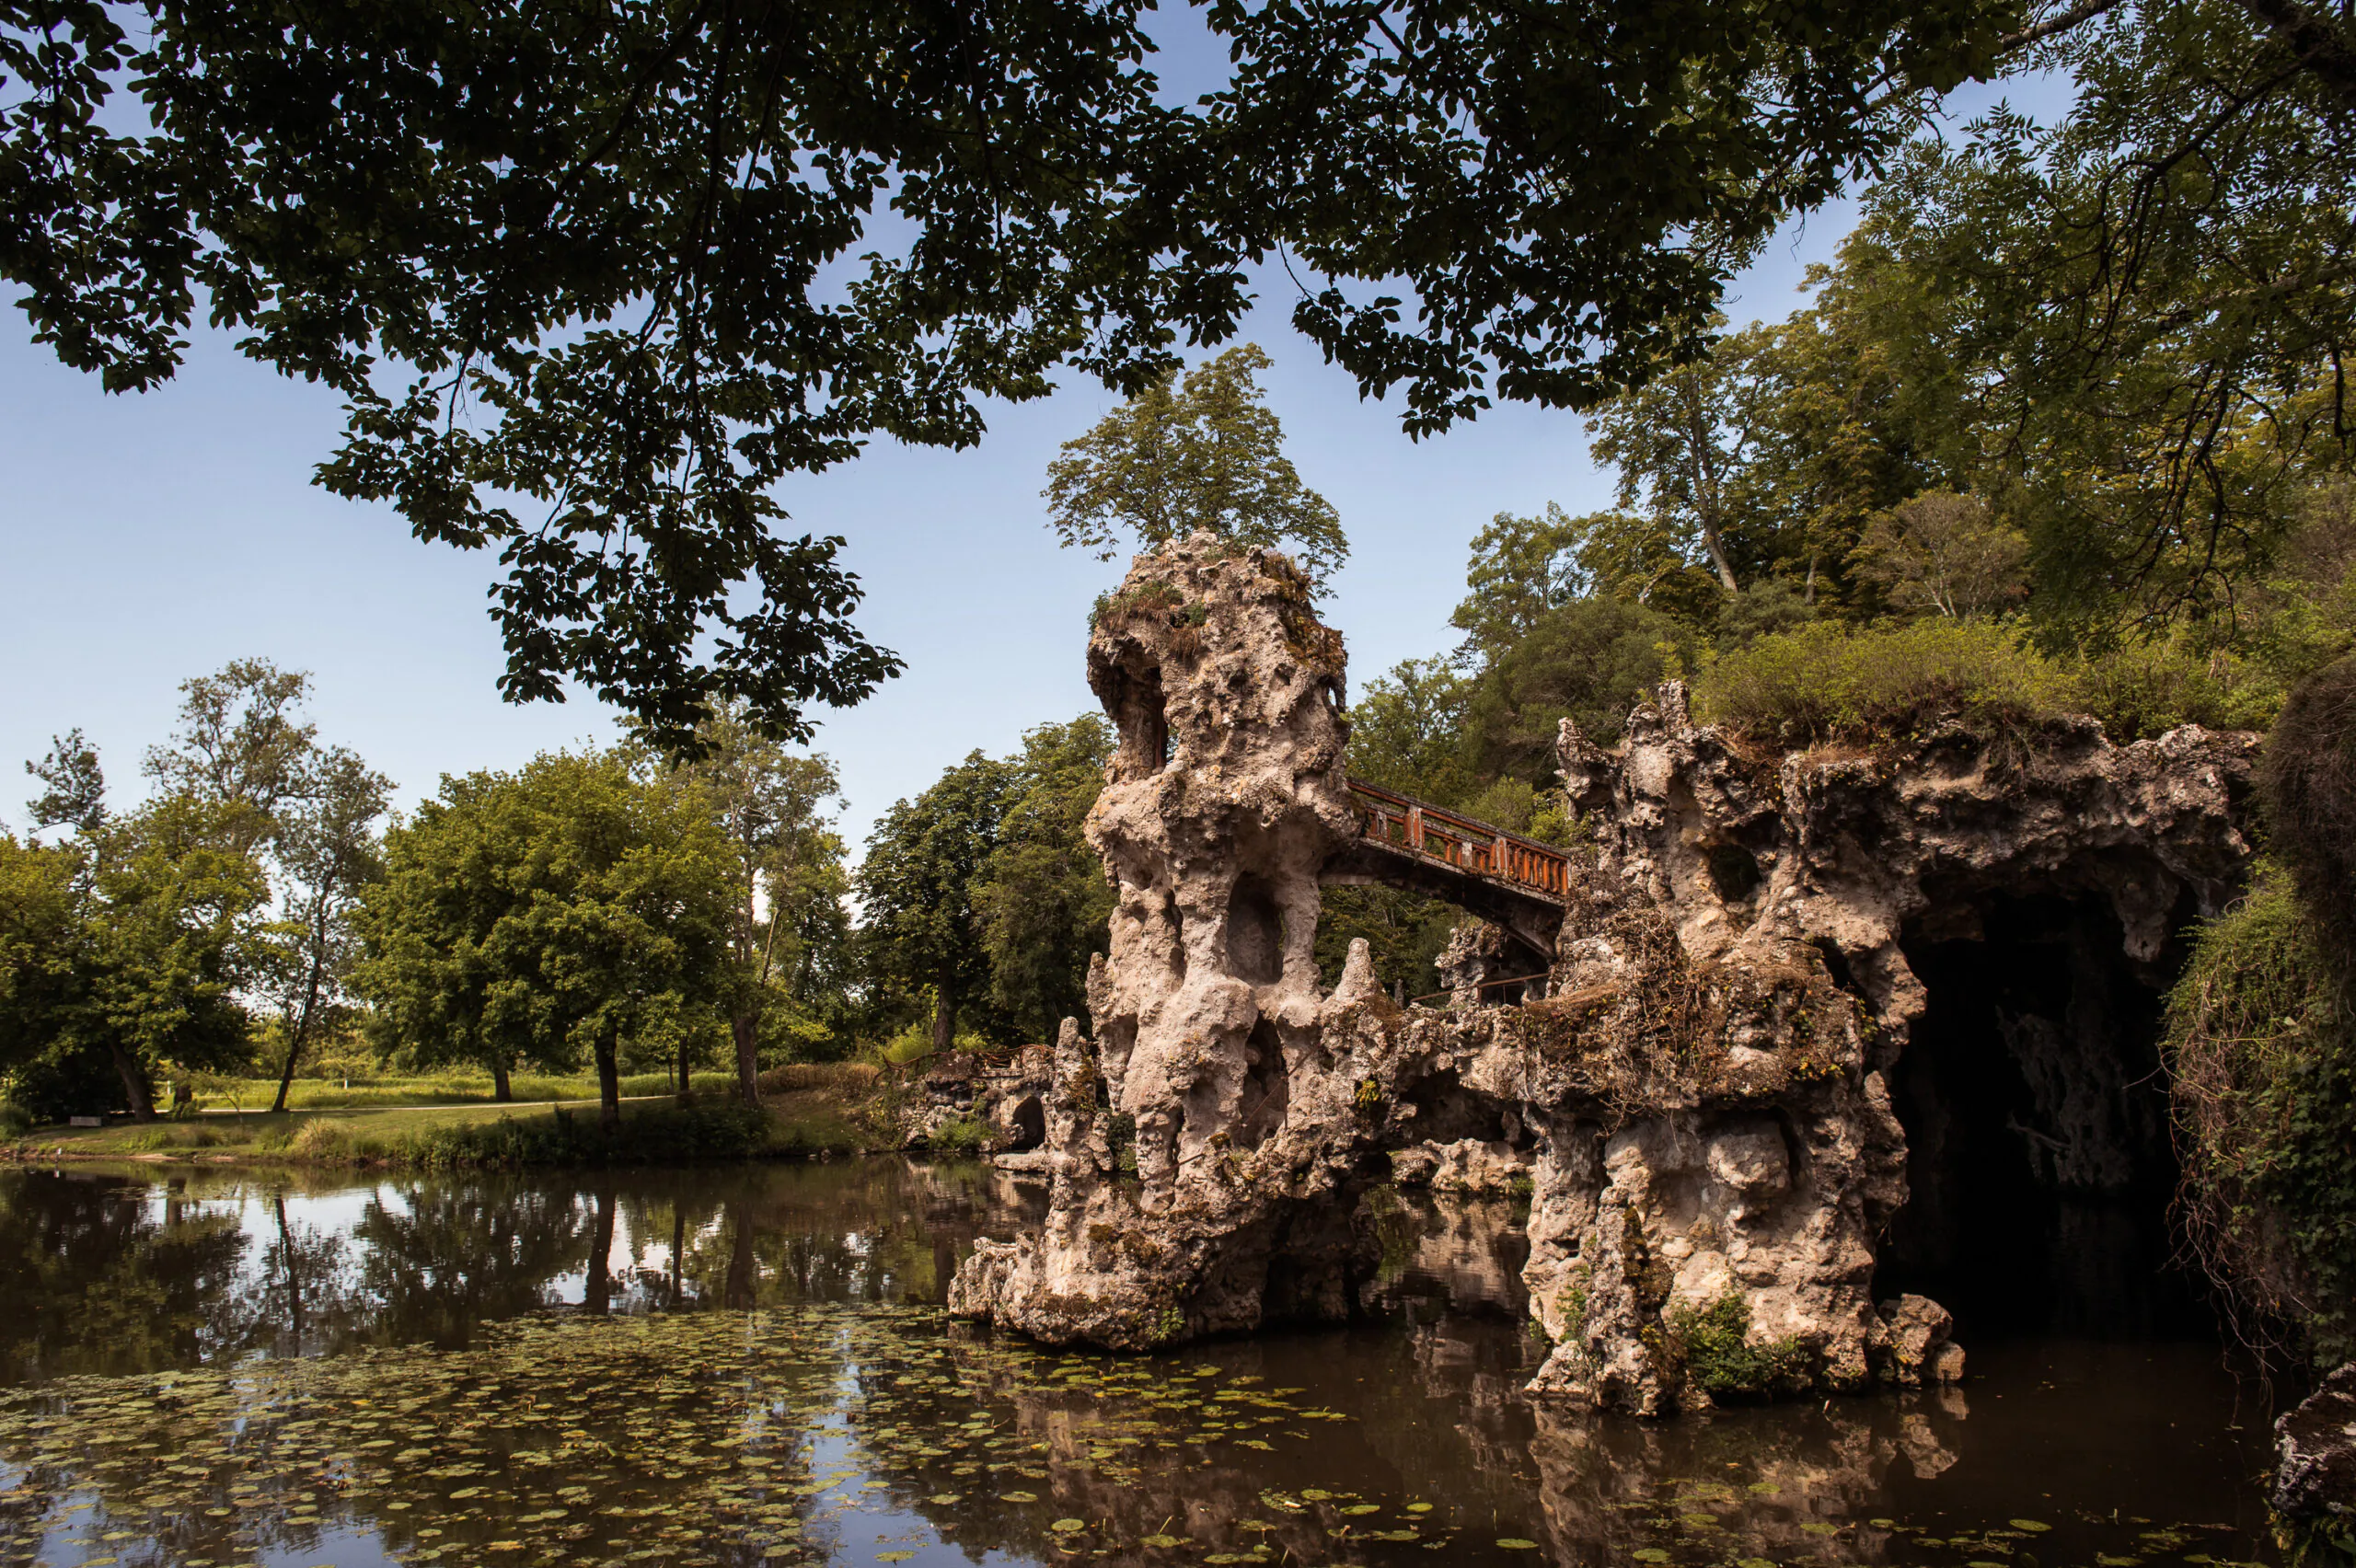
[0,1160,1031,1381]
[0,1160,2281,1568]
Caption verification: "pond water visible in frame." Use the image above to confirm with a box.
[0,1159,2281,1568]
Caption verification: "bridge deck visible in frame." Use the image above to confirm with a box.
[1343,780,1570,905]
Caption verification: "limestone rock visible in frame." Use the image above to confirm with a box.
[2273,1363,2356,1557]
[1870,1295,1966,1387]
[898,1046,1054,1153]
[950,531,2258,1418]
[1391,1136,1531,1196]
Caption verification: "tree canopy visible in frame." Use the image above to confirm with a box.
[354,751,733,1124]
[855,753,1019,1055]
[655,703,849,1101]
[2,0,2054,744]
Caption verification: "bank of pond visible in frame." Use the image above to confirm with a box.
[0,1158,2288,1568]
[5,1068,895,1172]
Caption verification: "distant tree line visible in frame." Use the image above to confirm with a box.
[0,661,1123,1128]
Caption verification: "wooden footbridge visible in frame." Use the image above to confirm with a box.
[1322,779,1572,968]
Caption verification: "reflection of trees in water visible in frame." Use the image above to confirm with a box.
[0,1159,1045,1381]
[352,1179,595,1343]
[601,1160,1034,1313]
[246,1193,360,1357]
[1356,1191,1530,1322]
[0,1173,258,1380]
[1518,1389,1969,1564]
[0,1168,2278,1568]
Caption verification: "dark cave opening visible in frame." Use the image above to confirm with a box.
[1875,892,2212,1341]
[1006,1094,1045,1152]
[1227,874,1288,986]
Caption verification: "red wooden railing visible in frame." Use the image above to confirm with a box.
[1345,779,1571,902]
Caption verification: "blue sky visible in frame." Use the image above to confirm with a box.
[0,63,2056,854]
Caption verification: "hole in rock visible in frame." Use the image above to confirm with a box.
[1226,874,1288,985]
[1877,892,2209,1340]
[1311,885,1456,999]
[1808,935,1862,997]
[1705,843,1762,903]
[1237,1020,1290,1149]
[1006,1095,1045,1151]
[1402,1069,1519,1146]
[1111,664,1170,778]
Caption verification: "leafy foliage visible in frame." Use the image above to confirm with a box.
[972,717,1115,1043]
[856,753,1019,1053]
[1,0,2025,737]
[658,704,849,1099]
[1668,1293,1814,1399]
[354,751,733,1124]
[1852,490,2030,619]
[255,746,393,1113]
[2260,654,2356,974]
[1045,345,1347,585]
[1856,0,2356,633]
[2163,867,2356,1369]
[1694,619,2075,743]
[6,706,296,1125]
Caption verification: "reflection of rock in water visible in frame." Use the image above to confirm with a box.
[922,1297,1972,1568]
[1357,1189,1530,1321]
[1524,1386,1969,1563]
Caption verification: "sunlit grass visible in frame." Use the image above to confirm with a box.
[8,1061,895,1168]
[196,1071,685,1110]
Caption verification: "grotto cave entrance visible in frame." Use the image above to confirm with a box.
[1006,1095,1045,1152]
[1875,891,2213,1342]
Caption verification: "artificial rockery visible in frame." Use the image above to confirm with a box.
[951,534,2258,1414]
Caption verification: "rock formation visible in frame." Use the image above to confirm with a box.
[2273,1364,2356,1562]
[951,533,2259,1414]
[899,1046,1055,1153]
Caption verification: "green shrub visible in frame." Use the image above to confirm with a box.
[198,1071,683,1110]
[0,1102,32,1138]
[926,1113,988,1156]
[1695,619,2074,744]
[765,1111,865,1159]
[2073,636,2283,740]
[2261,655,2356,974]
[121,1122,225,1151]
[2165,867,2356,1368]
[1668,1292,1813,1399]
[289,1119,387,1162]
[756,1061,879,1096]
[397,1100,781,1170]
[1106,1112,1139,1177]
[880,1023,935,1066]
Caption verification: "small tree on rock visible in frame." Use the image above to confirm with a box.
[1045,344,1347,586]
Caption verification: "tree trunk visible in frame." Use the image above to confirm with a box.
[584,1187,616,1315]
[595,1035,622,1132]
[931,983,956,1057]
[724,1204,756,1309]
[109,1042,156,1122]
[733,1011,761,1104]
[272,904,332,1114]
[677,1037,690,1097]
[670,1206,686,1309]
[491,1055,513,1102]
[1702,521,1739,595]
[271,1032,302,1116]
[276,1194,305,1355]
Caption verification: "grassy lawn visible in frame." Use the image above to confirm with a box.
[191,1072,685,1111]
[6,1063,899,1168]
[11,1099,650,1160]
